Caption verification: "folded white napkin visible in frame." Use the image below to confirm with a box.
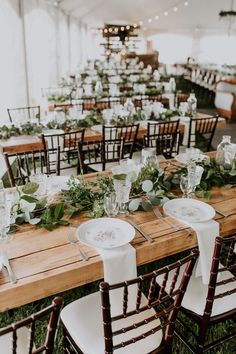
[95,244,137,315]
[183,219,219,284]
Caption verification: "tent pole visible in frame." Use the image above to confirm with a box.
[19,0,30,106]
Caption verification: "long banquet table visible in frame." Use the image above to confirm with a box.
[0,159,236,313]
[0,114,226,155]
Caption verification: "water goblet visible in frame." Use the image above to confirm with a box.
[180,174,189,198]
[104,193,119,217]
[113,179,131,214]
[0,203,11,242]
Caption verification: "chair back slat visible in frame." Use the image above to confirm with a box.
[187,115,219,151]
[7,106,40,124]
[103,124,139,159]
[146,120,180,159]
[100,249,198,352]
[78,136,124,173]
[201,235,236,326]
[0,298,63,354]
[4,147,60,187]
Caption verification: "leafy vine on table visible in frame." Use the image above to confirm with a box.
[167,157,236,199]
[9,158,236,231]
[0,108,180,139]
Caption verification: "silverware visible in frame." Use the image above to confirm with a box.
[214,208,228,218]
[67,234,89,261]
[69,223,80,228]
[127,219,154,243]
[0,253,17,284]
[152,207,181,231]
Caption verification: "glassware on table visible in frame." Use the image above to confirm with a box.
[47,175,61,202]
[141,148,156,165]
[179,102,188,116]
[180,174,189,198]
[0,202,11,242]
[113,179,131,214]
[104,193,119,217]
[30,173,47,197]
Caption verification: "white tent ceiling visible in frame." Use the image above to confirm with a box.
[59,0,236,35]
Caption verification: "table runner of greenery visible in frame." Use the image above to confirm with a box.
[0,107,180,140]
[9,158,236,231]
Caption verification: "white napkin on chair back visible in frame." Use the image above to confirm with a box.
[183,219,219,284]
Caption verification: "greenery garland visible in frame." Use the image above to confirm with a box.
[167,157,236,199]
[8,157,236,232]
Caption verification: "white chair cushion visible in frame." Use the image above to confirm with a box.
[61,291,163,354]
[0,327,34,354]
[156,265,236,317]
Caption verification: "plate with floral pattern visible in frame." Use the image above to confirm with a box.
[76,218,135,249]
[163,198,215,223]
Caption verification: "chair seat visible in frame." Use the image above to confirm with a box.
[156,265,236,317]
[61,291,163,354]
[0,327,34,354]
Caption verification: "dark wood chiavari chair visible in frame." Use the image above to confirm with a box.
[7,106,40,124]
[61,250,198,354]
[187,115,219,152]
[78,136,124,173]
[41,129,85,174]
[4,147,61,187]
[103,124,139,159]
[173,235,236,354]
[0,297,63,354]
[144,120,180,159]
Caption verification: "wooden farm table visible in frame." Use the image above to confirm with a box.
[0,114,225,155]
[0,129,102,155]
[0,159,236,313]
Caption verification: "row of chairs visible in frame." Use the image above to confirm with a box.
[4,116,219,187]
[0,235,235,353]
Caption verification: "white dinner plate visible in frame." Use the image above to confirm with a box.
[76,218,135,249]
[163,198,215,223]
[175,153,208,165]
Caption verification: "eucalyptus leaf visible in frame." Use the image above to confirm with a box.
[21,195,38,203]
[22,182,39,195]
[141,200,153,211]
[129,198,141,212]
[113,174,127,181]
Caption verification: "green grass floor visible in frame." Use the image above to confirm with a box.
[0,250,235,353]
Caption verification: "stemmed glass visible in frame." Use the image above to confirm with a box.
[113,179,131,214]
[0,202,11,242]
[180,174,190,198]
[104,193,119,217]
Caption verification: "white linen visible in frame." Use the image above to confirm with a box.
[181,219,219,284]
[95,244,137,316]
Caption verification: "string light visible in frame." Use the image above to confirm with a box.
[121,26,125,31]
[126,25,130,29]
[134,0,191,28]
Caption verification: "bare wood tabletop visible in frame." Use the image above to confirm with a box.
[0,158,235,313]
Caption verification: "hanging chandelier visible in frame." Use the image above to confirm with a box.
[219,0,236,35]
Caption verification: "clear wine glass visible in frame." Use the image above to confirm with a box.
[180,174,189,198]
[104,193,119,217]
[0,203,11,242]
